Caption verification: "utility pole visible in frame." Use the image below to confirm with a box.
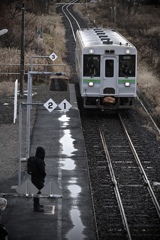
[110,0,116,24]
[19,3,25,97]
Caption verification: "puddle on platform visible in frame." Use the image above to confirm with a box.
[59,115,78,156]
[60,158,75,170]
[59,114,70,127]
[59,115,86,239]
[59,129,77,156]
[68,177,77,184]
[68,184,81,199]
[66,206,85,240]
[67,179,85,240]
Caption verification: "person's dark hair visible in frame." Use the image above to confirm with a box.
[35,147,45,160]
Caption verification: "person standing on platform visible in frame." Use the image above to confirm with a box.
[28,146,46,212]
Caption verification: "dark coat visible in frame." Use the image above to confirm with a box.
[31,147,46,190]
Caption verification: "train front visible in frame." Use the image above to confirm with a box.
[77,28,137,110]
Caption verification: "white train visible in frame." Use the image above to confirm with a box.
[75,28,137,109]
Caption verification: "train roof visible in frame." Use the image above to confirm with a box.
[76,28,136,49]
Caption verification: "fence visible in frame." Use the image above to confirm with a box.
[0,63,67,81]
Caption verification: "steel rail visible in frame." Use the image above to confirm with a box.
[62,0,77,42]
[66,2,81,30]
[137,95,160,134]
[99,126,132,240]
[119,113,160,219]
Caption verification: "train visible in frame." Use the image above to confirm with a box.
[75,28,137,109]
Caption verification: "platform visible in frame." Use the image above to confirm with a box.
[3,84,96,240]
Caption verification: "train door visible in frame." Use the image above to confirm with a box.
[101,57,117,95]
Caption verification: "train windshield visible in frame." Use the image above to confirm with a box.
[119,55,136,77]
[105,59,114,77]
[83,55,100,77]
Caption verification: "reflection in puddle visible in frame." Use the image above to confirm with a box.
[60,158,75,170]
[66,207,85,240]
[59,114,86,239]
[59,115,70,127]
[59,114,78,156]
[59,129,78,156]
[58,114,77,156]
[67,182,85,240]
[68,184,81,198]
[68,178,77,184]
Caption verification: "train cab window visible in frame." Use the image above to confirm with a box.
[83,55,100,77]
[119,55,135,77]
[105,60,114,77]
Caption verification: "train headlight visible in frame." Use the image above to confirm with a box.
[88,82,94,87]
[125,48,131,54]
[89,48,95,54]
[124,82,130,87]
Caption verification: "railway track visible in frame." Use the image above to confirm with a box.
[81,111,160,239]
[60,2,160,239]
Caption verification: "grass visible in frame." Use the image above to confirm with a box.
[0,4,69,83]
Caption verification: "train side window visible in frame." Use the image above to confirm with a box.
[119,55,135,77]
[83,55,100,77]
[105,60,114,77]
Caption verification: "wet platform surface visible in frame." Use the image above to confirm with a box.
[2,85,96,240]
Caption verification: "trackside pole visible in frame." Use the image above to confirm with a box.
[13,79,18,123]
[18,103,22,186]
[26,72,32,160]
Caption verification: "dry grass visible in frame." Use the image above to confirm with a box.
[43,15,66,60]
[0,81,15,96]
[138,63,160,106]
[0,4,70,96]
[0,4,70,83]
[0,48,20,65]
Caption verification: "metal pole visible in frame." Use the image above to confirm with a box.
[18,103,22,186]
[26,73,32,160]
[20,3,25,97]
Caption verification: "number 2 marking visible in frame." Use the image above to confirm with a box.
[48,102,53,109]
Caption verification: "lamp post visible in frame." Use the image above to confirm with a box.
[19,3,25,97]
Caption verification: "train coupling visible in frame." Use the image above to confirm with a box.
[103,96,116,104]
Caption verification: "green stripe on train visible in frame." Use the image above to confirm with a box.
[83,79,100,83]
[83,79,136,84]
[118,79,136,84]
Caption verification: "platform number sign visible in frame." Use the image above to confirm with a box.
[49,52,58,62]
[44,99,72,113]
[58,99,72,113]
[44,98,57,113]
